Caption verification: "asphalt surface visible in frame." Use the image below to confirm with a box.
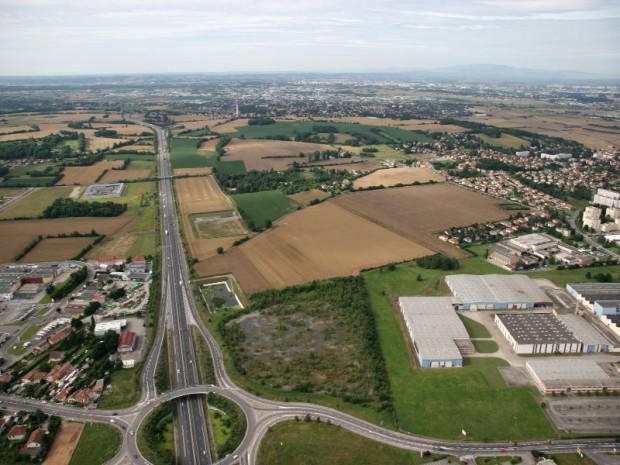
[1,121,618,465]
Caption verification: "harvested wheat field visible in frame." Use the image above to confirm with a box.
[328,116,466,133]
[0,216,134,263]
[198,138,219,151]
[173,167,213,176]
[90,123,148,136]
[175,176,237,260]
[287,189,331,206]
[57,160,124,185]
[333,183,509,258]
[304,158,378,172]
[0,125,35,135]
[20,237,96,262]
[353,167,443,189]
[100,169,151,183]
[212,118,249,133]
[196,201,432,292]
[42,422,84,465]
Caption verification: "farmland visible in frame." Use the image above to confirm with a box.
[191,210,246,239]
[223,139,335,170]
[195,201,432,292]
[476,133,531,149]
[170,137,245,174]
[353,167,443,189]
[333,183,510,258]
[232,190,299,228]
[57,160,125,185]
[100,169,151,182]
[173,167,213,176]
[175,176,243,259]
[41,422,83,465]
[288,189,331,205]
[0,216,134,262]
[0,186,71,219]
[234,121,434,144]
[20,237,96,262]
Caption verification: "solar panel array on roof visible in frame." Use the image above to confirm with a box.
[495,313,578,344]
[446,274,551,305]
[399,297,469,362]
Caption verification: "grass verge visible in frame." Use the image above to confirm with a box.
[473,340,499,353]
[191,327,216,384]
[137,402,175,465]
[68,423,121,465]
[97,365,142,409]
[257,420,455,465]
[458,314,491,338]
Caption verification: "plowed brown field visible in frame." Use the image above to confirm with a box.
[42,422,84,465]
[287,189,330,206]
[57,160,124,185]
[0,216,134,263]
[353,167,443,189]
[223,139,335,170]
[196,202,432,292]
[175,176,237,260]
[100,169,151,183]
[173,167,213,176]
[20,237,96,262]
[333,183,509,257]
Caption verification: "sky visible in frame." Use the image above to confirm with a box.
[0,0,619,76]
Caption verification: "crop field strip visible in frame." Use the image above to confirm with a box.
[56,159,125,185]
[353,167,443,189]
[332,183,510,258]
[20,236,96,262]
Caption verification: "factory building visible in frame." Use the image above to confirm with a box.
[494,313,581,354]
[526,358,620,394]
[399,297,472,368]
[93,319,127,337]
[445,274,551,310]
[556,314,612,353]
[566,283,620,316]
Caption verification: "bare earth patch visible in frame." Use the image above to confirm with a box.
[173,167,213,176]
[287,189,331,206]
[42,422,84,465]
[196,201,432,292]
[57,160,124,185]
[100,169,151,183]
[223,139,335,171]
[353,167,443,189]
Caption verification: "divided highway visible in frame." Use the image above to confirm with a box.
[1,118,617,465]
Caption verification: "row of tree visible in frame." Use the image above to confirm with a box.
[42,198,127,218]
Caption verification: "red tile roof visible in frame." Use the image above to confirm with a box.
[27,428,46,447]
[118,330,136,349]
[7,424,28,440]
[22,370,47,384]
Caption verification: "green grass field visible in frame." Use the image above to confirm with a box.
[170,137,245,174]
[342,144,410,161]
[1,176,59,187]
[477,133,531,149]
[209,407,232,453]
[526,265,620,287]
[473,340,499,353]
[235,121,433,144]
[458,314,492,338]
[232,190,299,228]
[363,259,555,441]
[68,423,121,465]
[97,366,141,409]
[257,421,454,465]
[548,453,598,465]
[0,186,71,219]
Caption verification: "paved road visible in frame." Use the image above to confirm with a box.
[0,187,36,212]
[568,208,620,260]
[2,121,619,465]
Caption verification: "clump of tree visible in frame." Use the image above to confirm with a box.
[248,117,276,125]
[416,254,459,270]
[42,198,127,218]
[94,128,118,137]
[207,393,247,457]
[47,266,87,300]
[108,287,126,300]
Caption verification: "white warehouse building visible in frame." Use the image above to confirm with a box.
[94,319,127,337]
[399,297,471,368]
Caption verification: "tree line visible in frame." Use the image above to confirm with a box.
[42,198,127,218]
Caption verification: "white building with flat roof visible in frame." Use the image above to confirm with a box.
[399,297,470,368]
[94,319,127,337]
[526,358,620,394]
[593,188,620,209]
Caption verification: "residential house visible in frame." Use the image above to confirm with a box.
[7,424,28,441]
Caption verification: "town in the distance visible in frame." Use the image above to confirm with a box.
[0,73,619,465]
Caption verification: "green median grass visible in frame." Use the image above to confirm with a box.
[69,423,121,465]
[363,259,555,441]
[258,420,455,465]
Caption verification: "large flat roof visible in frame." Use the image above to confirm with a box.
[399,297,469,361]
[556,314,612,346]
[526,358,620,390]
[446,274,552,305]
[496,313,578,345]
[567,283,620,303]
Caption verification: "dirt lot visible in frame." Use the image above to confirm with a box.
[42,422,84,465]
[353,167,443,189]
[196,201,432,292]
[192,210,246,239]
[57,160,124,185]
[333,183,510,258]
[175,176,237,260]
[20,237,96,262]
[223,139,335,170]
[173,167,213,176]
[100,169,151,183]
[287,189,331,206]
[546,397,620,433]
[0,216,135,263]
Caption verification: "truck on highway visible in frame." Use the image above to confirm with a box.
[165,230,168,235]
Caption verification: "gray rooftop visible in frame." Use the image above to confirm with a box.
[567,283,620,303]
[556,314,613,346]
[496,313,578,345]
[527,358,611,381]
[446,274,552,305]
[399,297,469,361]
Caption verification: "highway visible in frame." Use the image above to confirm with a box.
[1,118,618,465]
